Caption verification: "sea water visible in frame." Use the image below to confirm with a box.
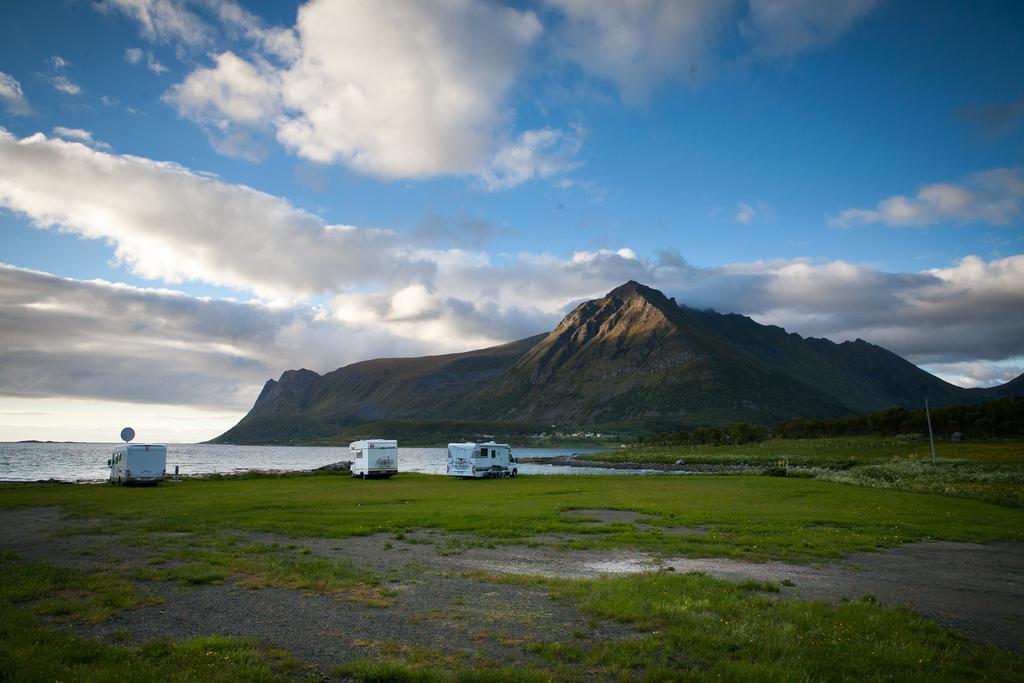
[0,442,649,482]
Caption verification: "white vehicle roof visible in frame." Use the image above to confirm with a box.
[113,443,166,452]
[350,439,397,448]
[448,442,511,449]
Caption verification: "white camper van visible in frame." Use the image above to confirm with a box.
[447,442,518,479]
[350,439,399,478]
[108,443,166,485]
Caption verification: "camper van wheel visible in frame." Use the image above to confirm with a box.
[511,468,518,478]
[359,472,365,480]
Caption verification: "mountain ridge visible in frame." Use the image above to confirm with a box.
[213,281,1023,443]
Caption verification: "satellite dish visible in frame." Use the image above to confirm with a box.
[120,427,135,443]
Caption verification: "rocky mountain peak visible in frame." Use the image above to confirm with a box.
[514,282,692,383]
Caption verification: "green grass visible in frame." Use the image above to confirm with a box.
[130,534,372,594]
[3,472,1024,562]
[584,436,1024,468]
[577,437,1024,506]
[335,659,553,682]
[817,459,1024,507]
[330,572,1024,682]
[0,551,162,623]
[533,572,1023,681]
[0,553,305,682]
[2,472,1023,681]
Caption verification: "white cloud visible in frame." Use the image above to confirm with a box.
[735,202,756,223]
[49,75,82,95]
[2,248,1023,435]
[0,264,453,424]
[920,360,1024,389]
[0,71,30,116]
[95,0,211,47]
[546,0,881,101]
[207,0,300,62]
[0,129,396,298]
[164,0,578,186]
[100,0,298,63]
[2,128,1021,391]
[831,168,1024,228]
[304,249,1024,385]
[165,51,280,127]
[546,0,732,102]
[480,127,584,190]
[274,0,542,178]
[51,127,112,150]
[125,47,167,74]
[0,265,275,409]
[669,254,1024,367]
[388,284,441,321]
[147,55,168,74]
[48,55,69,69]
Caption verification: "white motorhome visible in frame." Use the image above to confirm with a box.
[108,444,166,485]
[350,439,399,479]
[447,442,518,479]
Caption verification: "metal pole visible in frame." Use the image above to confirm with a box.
[925,397,936,464]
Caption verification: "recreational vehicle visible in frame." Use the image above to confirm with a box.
[350,439,399,478]
[108,443,166,485]
[447,442,518,479]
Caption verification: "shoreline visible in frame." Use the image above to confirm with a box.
[518,454,762,473]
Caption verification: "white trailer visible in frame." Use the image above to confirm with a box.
[446,442,518,479]
[108,444,166,485]
[350,439,399,479]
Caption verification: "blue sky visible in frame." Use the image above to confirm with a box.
[1,0,1022,441]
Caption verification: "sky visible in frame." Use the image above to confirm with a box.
[0,0,1022,443]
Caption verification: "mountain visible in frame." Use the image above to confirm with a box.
[214,281,1024,443]
[214,334,544,443]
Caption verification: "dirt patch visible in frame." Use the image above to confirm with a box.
[559,508,708,536]
[2,506,1022,664]
[0,509,636,675]
[74,571,634,673]
[160,525,1024,652]
[561,508,655,525]
[641,543,1024,653]
[637,523,708,537]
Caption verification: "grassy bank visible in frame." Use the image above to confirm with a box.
[583,436,1024,467]
[3,472,1024,562]
[577,437,1024,506]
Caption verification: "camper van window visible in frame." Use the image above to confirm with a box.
[356,450,363,459]
[491,450,496,458]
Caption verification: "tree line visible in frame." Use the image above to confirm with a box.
[652,397,1024,445]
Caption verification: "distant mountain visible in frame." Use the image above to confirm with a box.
[214,281,1024,443]
[214,334,544,443]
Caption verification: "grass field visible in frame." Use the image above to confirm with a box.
[2,471,1022,680]
[582,436,1024,467]
[577,437,1024,507]
[3,472,1024,561]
